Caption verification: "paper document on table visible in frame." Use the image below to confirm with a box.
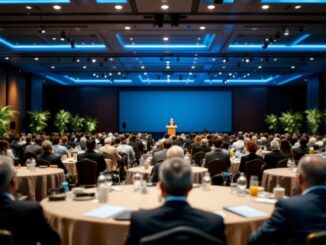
[223,205,268,218]
[254,197,277,204]
[83,205,126,219]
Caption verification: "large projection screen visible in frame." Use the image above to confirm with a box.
[119,90,232,132]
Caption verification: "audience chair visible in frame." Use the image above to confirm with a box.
[306,231,326,245]
[76,159,97,187]
[139,226,224,245]
[206,159,228,177]
[36,159,52,167]
[0,230,14,245]
[245,159,264,187]
[276,159,288,168]
[23,152,37,164]
[192,151,206,166]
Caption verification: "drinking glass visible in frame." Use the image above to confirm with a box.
[237,173,247,197]
[249,176,259,196]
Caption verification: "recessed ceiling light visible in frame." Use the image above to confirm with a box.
[129,37,134,41]
[294,5,301,10]
[82,66,87,69]
[191,66,196,69]
[26,5,32,10]
[141,66,145,69]
[144,72,148,75]
[258,65,262,69]
[109,58,114,61]
[291,65,295,69]
[5,57,10,60]
[199,26,206,30]
[261,5,270,10]
[53,5,61,10]
[309,57,314,61]
[52,37,57,41]
[51,66,55,69]
[161,5,169,10]
[163,37,169,41]
[91,58,97,63]
[273,58,278,61]
[208,5,215,10]
[115,5,123,10]
[124,26,131,30]
[34,57,39,61]
[166,65,170,69]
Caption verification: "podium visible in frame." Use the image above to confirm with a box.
[166,125,177,136]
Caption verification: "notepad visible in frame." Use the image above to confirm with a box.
[83,205,126,219]
[223,205,268,218]
[254,197,277,204]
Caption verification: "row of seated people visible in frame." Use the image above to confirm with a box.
[0,154,325,245]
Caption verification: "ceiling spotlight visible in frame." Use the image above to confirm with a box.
[309,57,315,61]
[294,5,301,10]
[163,37,169,42]
[51,66,55,69]
[124,26,131,30]
[283,28,290,36]
[191,66,196,69]
[52,37,57,41]
[291,65,295,69]
[166,65,170,69]
[261,5,270,10]
[82,66,87,69]
[273,58,278,61]
[245,58,250,63]
[222,57,228,63]
[161,5,169,10]
[199,26,206,30]
[60,31,66,41]
[208,5,216,10]
[39,26,46,34]
[115,5,123,10]
[26,5,32,10]
[141,66,145,69]
[53,5,61,10]
[258,65,262,69]
[223,79,228,84]
[91,58,97,63]
[109,58,114,61]
[34,57,39,61]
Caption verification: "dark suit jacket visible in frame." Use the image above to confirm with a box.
[293,146,309,162]
[37,152,67,173]
[262,150,288,171]
[0,194,61,245]
[249,188,326,245]
[125,200,225,245]
[205,148,231,168]
[78,150,106,177]
[239,153,263,173]
[151,149,168,165]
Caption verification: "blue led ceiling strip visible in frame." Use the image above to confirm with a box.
[261,0,326,3]
[278,75,303,85]
[0,0,70,3]
[46,75,67,85]
[96,0,127,3]
[0,37,106,51]
[64,75,132,83]
[116,34,216,50]
[138,75,195,83]
[202,0,234,3]
[204,76,277,83]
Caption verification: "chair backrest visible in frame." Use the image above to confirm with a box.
[306,231,326,245]
[212,174,224,186]
[23,152,36,164]
[245,159,264,186]
[207,160,228,177]
[192,151,206,166]
[276,159,288,168]
[0,229,14,245]
[139,226,223,245]
[76,159,97,186]
[36,159,51,166]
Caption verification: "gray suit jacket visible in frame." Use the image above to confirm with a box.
[205,148,231,168]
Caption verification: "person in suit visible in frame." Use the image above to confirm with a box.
[205,138,231,169]
[293,136,309,163]
[239,140,263,173]
[249,154,326,245]
[37,140,67,173]
[262,140,288,171]
[125,157,225,245]
[78,139,106,177]
[24,135,43,158]
[0,156,61,245]
[150,145,184,183]
[151,139,172,166]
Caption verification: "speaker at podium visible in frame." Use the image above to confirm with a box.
[166,118,177,136]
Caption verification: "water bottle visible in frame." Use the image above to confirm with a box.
[97,174,108,203]
[30,158,36,171]
[133,172,142,192]
[61,181,69,193]
[237,173,247,197]
[202,172,211,191]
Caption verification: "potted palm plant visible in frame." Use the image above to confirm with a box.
[305,108,322,135]
[71,114,85,132]
[265,113,279,133]
[0,106,17,135]
[28,110,51,133]
[54,109,71,134]
[84,117,97,133]
[279,110,303,134]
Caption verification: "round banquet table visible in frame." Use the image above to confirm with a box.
[16,166,65,201]
[62,158,77,177]
[41,185,274,245]
[125,166,207,184]
[262,168,301,196]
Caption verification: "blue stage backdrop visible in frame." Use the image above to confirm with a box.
[119,90,232,132]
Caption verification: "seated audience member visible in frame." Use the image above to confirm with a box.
[280,139,294,159]
[126,157,225,245]
[37,140,67,173]
[9,135,24,162]
[200,138,212,153]
[99,137,121,170]
[293,136,309,162]
[52,136,68,157]
[191,135,203,155]
[61,135,72,150]
[150,145,184,183]
[239,140,263,173]
[78,139,106,177]
[24,135,43,156]
[0,156,61,245]
[232,134,244,150]
[0,140,16,159]
[151,139,172,166]
[116,136,136,163]
[262,140,288,171]
[249,155,326,245]
[205,138,231,169]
